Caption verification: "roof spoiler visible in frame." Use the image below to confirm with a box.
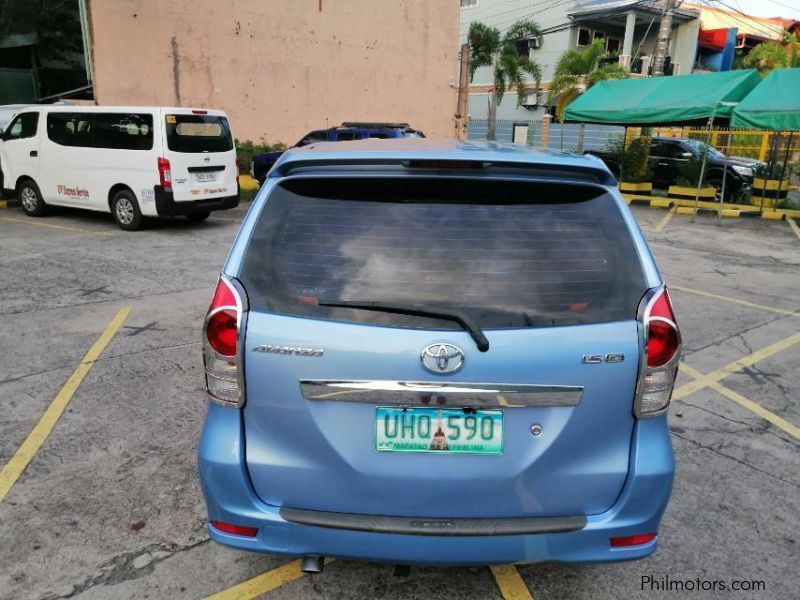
[268,157,617,186]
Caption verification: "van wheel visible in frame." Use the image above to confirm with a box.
[19,180,48,216]
[185,210,210,223]
[111,190,144,231]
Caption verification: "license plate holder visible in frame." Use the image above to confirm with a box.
[195,172,217,182]
[375,407,503,454]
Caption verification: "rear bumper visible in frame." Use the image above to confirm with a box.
[154,185,239,216]
[197,405,675,565]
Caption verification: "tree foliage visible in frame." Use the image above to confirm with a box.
[548,39,629,122]
[744,34,800,77]
[468,19,543,106]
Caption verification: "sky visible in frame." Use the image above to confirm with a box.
[710,0,799,19]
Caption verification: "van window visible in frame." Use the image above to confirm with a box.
[94,113,154,150]
[47,113,93,148]
[5,112,38,140]
[165,114,233,153]
[240,177,647,330]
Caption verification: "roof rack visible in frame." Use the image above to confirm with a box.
[340,121,411,129]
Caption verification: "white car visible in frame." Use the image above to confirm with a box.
[0,105,239,230]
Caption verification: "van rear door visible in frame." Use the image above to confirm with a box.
[162,110,236,202]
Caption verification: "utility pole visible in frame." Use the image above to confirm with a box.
[455,43,470,139]
[652,0,675,76]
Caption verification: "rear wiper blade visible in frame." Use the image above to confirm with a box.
[317,300,490,352]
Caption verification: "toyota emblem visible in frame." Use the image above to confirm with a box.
[420,343,465,374]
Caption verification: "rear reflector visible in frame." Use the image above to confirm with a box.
[610,533,657,547]
[210,521,258,537]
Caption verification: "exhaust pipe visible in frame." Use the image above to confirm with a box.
[301,555,325,574]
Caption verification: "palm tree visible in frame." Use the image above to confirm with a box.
[468,20,543,141]
[548,39,629,123]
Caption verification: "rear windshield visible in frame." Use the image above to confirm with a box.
[240,178,647,330]
[165,114,233,153]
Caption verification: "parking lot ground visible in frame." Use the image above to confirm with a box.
[0,202,798,600]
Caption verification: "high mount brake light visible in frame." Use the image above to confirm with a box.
[203,276,244,407]
[634,287,681,418]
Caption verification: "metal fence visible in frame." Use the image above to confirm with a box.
[648,127,799,162]
[467,119,800,165]
[467,120,624,152]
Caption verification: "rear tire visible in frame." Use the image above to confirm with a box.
[186,210,211,223]
[111,190,144,231]
[19,180,47,216]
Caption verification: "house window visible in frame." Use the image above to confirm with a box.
[460,0,478,7]
[606,37,621,53]
[577,28,592,47]
[593,30,606,43]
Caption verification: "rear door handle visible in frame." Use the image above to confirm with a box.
[30,150,38,157]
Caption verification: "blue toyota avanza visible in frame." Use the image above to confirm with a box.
[198,139,680,570]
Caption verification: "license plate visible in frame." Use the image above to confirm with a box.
[375,407,503,454]
[195,172,217,182]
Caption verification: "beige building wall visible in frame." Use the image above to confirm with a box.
[87,0,459,143]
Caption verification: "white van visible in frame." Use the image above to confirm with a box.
[0,106,239,230]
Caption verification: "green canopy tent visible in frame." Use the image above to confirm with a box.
[731,68,800,131]
[732,68,800,208]
[563,70,762,217]
[563,69,761,125]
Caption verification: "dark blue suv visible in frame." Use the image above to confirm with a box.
[249,122,424,185]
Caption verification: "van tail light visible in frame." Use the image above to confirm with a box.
[634,287,681,418]
[203,275,245,407]
[235,156,240,186]
[158,157,172,189]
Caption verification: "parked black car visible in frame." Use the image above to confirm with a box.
[588,137,760,200]
[250,122,424,185]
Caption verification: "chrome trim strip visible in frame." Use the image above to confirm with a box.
[280,507,587,536]
[299,380,583,408]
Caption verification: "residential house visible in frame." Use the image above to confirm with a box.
[461,0,700,123]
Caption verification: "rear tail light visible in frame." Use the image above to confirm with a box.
[157,157,172,189]
[634,287,681,417]
[210,520,258,537]
[235,156,240,186]
[203,275,245,407]
[610,533,657,547]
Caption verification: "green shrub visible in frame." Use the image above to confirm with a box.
[235,137,288,174]
[675,156,706,187]
[611,135,652,183]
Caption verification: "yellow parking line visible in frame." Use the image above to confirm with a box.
[788,218,800,241]
[0,216,116,236]
[672,332,800,401]
[203,558,335,600]
[653,206,676,232]
[669,285,799,318]
[679,364,800,439]
[0,306,131,502]
[490,565,534,600]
